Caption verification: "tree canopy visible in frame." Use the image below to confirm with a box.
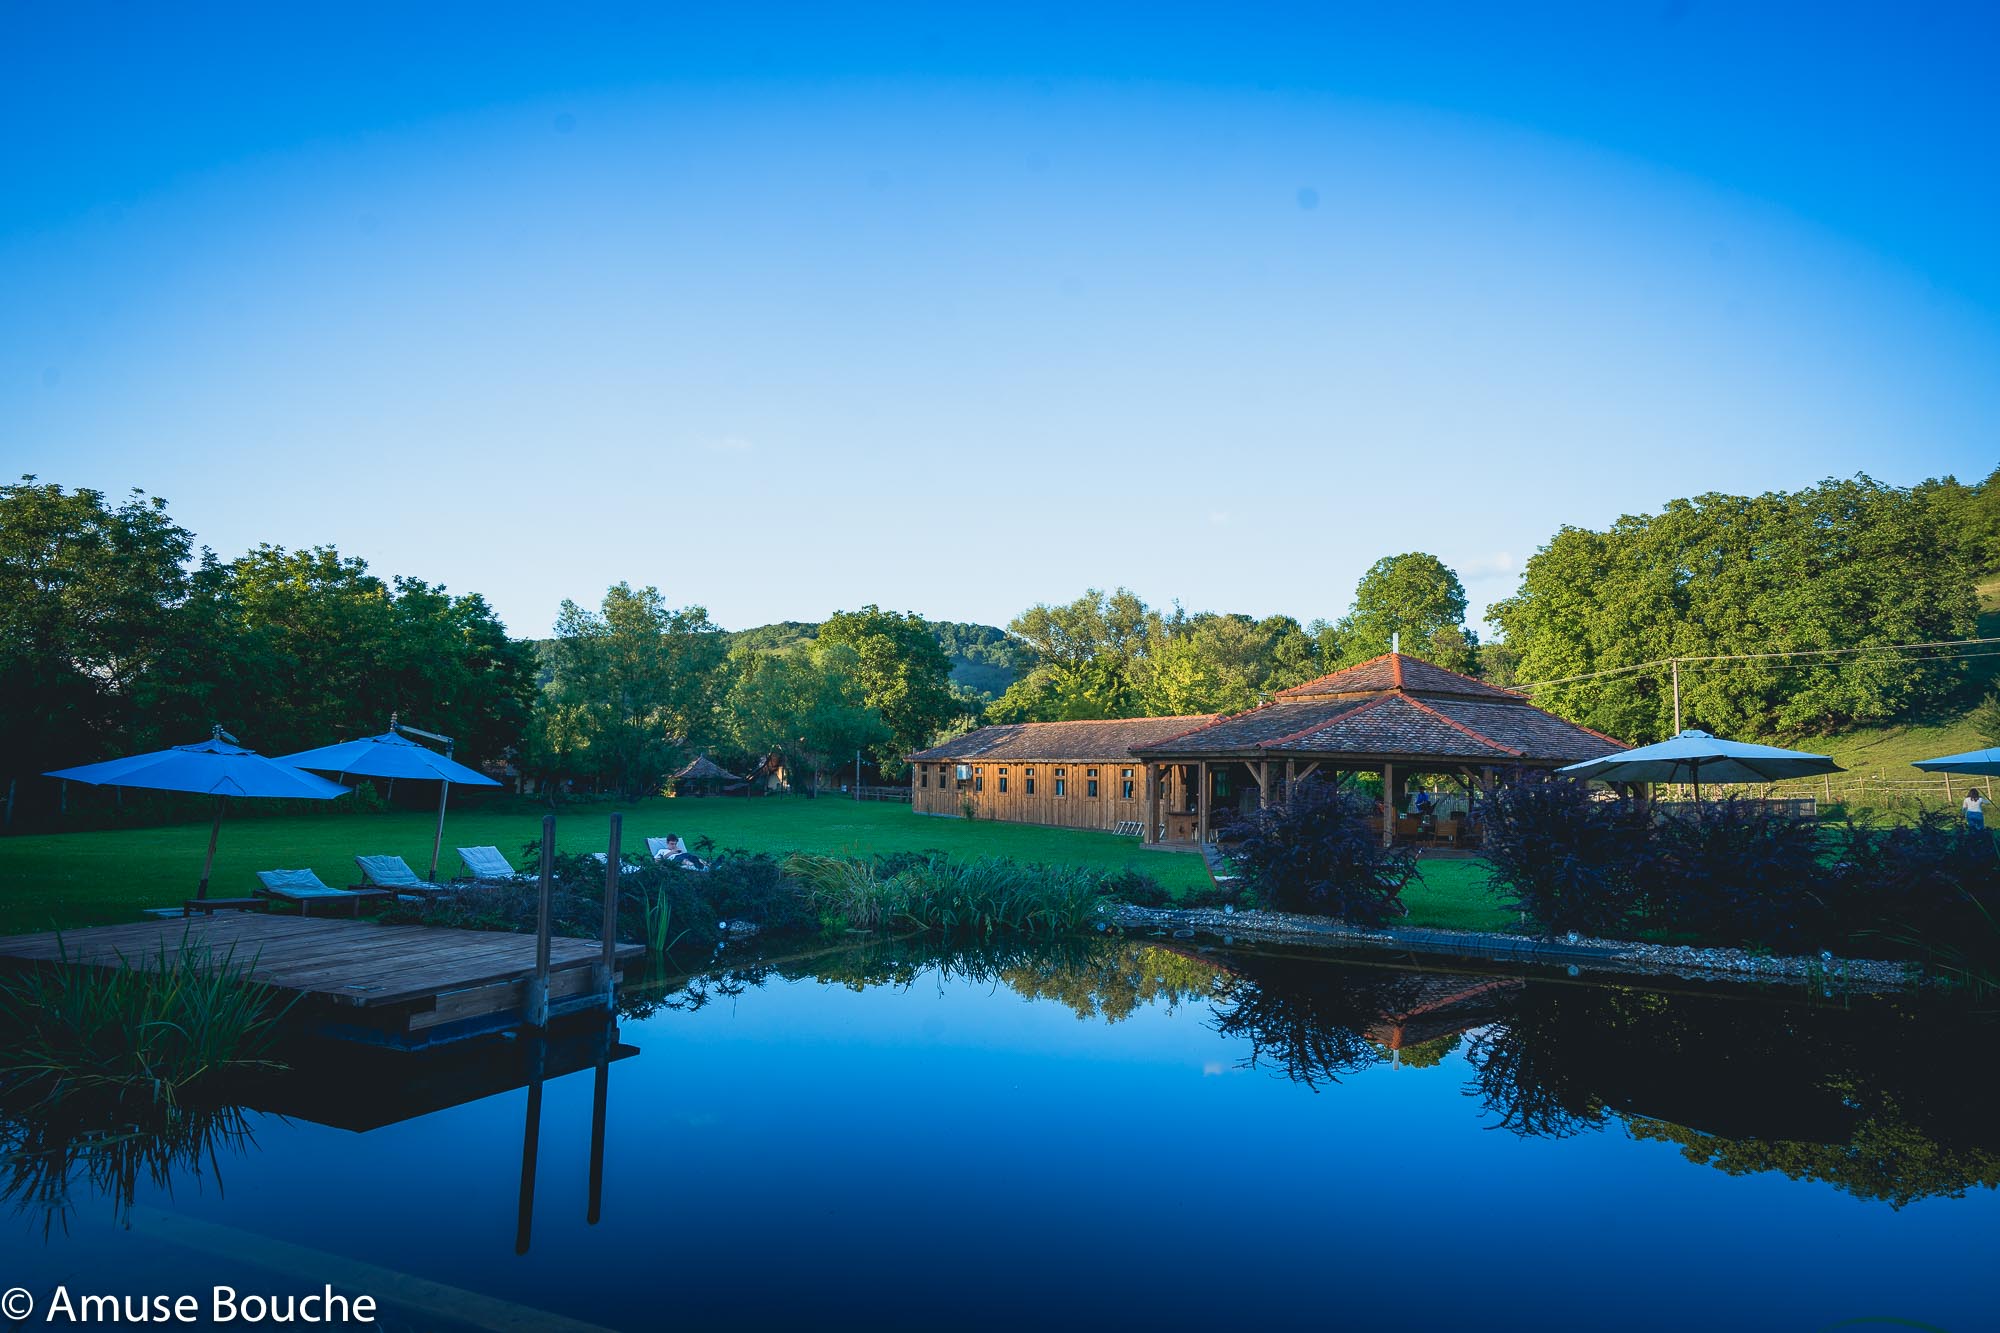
[1489,475,1981,740]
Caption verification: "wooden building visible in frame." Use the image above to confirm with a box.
[909,653,1628,847]
[1131,653,1627,846]
[908,716,1215,832]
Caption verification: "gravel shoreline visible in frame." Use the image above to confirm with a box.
[1103,903,1919,991]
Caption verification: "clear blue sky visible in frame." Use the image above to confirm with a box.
[4,3,1996,637]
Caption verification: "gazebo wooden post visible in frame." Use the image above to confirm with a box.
[1381,761,1396,846]
[1256,760,1270,809]
[1196,761,1211,844]
[1144,764,1161,844]
[1285,758,1296,803]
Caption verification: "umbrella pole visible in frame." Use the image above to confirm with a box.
[197,796,225,901]
[428,779,451,881]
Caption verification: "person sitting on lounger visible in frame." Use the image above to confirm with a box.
[656,834,709,871]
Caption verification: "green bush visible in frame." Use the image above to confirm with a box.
[1220,783,1416,926]
[0,934,289,1104]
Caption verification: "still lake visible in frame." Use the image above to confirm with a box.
[7,938,1997,1332]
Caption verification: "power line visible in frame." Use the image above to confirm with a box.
[1513,636,2000,691]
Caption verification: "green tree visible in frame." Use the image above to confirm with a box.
[1490,476,1978,741]
[0,478,197,816]
[533,584,727,797]
[817,605,959,774]
[1335,552,1480,673]
[723,640,891,794]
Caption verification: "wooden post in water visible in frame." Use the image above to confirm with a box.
[515,1036,545,1255]
[587,1031,610,1226]
[595,812,622,1006]
[525,814,555,1028]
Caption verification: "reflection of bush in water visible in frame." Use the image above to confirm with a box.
[1623,1112,2000,1211]
[1209,965,1438,1090]
[0,1094,256,1236]
[631,938,1234,1023]
[1464,985,2000,1206]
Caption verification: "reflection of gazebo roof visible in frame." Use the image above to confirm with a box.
[674,755,742,782]
[1365,976,1520,1052]
[1131,653,1627,767]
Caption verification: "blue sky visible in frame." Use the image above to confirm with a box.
[4,3,1996,636]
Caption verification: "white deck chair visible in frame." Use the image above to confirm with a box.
[353,853,448,898]
[255,868,390,916]
[456,845,528,884]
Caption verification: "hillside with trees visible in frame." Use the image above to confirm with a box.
[5,466,1996,825]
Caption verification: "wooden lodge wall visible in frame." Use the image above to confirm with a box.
[909,758,1178,833]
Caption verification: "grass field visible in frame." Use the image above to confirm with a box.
[0,795,1510,934]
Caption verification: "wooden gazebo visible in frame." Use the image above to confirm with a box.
[1129,653,1628,846]
[671,754,742,797]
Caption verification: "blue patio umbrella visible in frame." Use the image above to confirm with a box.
[275,723,500,881]
[1558,729,1843,802]
[1911,748,2000,777]
[45,727,350,901]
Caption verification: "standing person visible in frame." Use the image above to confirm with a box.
[1963,789,1990,832]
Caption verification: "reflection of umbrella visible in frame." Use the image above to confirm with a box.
[1559,729,1843,802]
[46,728,349,901]
[1911,748,2000,777]
[276,726,499,881]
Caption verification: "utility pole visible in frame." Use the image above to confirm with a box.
[1671,658,1682,734]
[854,749,862,800]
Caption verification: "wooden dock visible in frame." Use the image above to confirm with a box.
[0,914,647,1048]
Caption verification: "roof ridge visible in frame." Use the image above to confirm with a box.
[1402,695,1524,756]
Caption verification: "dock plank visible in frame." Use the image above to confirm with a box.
[0,916,645,1042]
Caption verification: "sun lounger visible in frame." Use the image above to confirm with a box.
[592,851,645,875]
[456,845,529,884]
[353,853,450,899]
[255,868,393,917]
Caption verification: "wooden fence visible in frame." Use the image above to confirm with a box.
[852,784,912,803]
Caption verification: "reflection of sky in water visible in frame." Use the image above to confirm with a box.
[6,948,1996,1332]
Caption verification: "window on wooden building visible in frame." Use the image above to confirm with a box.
[920,769,928,788]
[1024,767,1036,795]
[1054,767,1067,797]
[1086,768,1100,798]
[997,766,1009,794]
[974,767,984,792]
[1121,768,1135,800]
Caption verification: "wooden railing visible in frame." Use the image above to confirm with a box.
[852,784,913,803]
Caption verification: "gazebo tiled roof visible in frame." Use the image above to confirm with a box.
[674,754,743,782]
[1131,652,1625,766]
[909,715,1217,763]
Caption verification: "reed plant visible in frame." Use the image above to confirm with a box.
[0,934,289,1106]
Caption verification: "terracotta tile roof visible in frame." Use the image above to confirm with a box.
[1276,652,1521,702]
[1131,652,1627,764]
[908,715,1216,763]
[1260,694,1522,759]
[1128,699,1368,754]
[1420,699,1628,762]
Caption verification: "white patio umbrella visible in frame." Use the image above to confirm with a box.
[1558,729,1843,802]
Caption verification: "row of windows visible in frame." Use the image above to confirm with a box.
[919,764,1137,799]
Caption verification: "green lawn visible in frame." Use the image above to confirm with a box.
[0,795,1507,934]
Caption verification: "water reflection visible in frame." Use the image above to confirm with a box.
[638,936,1999,1209]
[0,1094,257,1237]
[4,938,1995,1245]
